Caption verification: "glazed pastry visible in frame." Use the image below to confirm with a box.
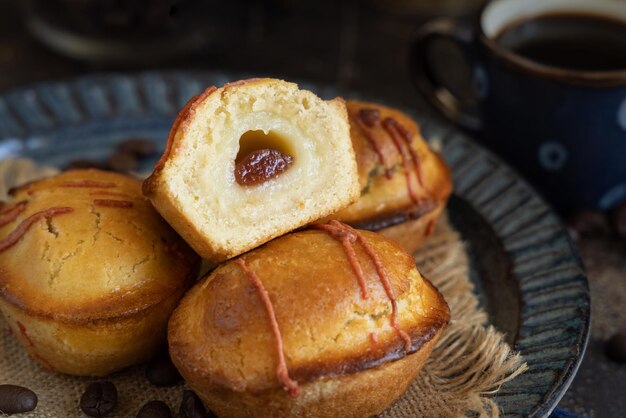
[169,221,449,418]
[328,100,452,253]
[144,78,360,262]
[0,169,200,376]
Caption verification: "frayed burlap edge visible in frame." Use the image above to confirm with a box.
[0,158,527,417]
[380,217,528,418]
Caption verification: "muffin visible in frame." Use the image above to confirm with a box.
[0,169,200,376]
[143,78,360,263]
[328,100,452,253]
[169,221,449,418]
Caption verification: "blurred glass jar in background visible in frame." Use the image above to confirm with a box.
[21,0,245,63]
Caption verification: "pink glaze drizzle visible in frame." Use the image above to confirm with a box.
[0,201,27,227]
[393,119,425,187]
[382,118,421,205]
[312,221,412,352]
[235,259,301,397]
[0,207,74,252]
[354,112,393,179]
[0,201,24,215]
[309,222,369,299]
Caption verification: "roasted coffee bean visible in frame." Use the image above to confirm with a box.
[180,390,215,418]
[0,384,37,414]
[107,151,138,172]
[137,400,172,418]
[605,333,626,363]
[117,138,157,157]
[567,210,610,239]
[145,355,182,387]
[80,382,117,417]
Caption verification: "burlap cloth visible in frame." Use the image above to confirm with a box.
[0,158,527,417]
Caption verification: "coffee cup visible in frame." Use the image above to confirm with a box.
[411,0,626,212]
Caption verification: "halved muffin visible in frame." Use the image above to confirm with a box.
[169,221,449,418]
[0,169,200,376]
[144,78,360,262]
[328,100,453,253]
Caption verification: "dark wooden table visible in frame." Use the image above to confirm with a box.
[1,1,623,416]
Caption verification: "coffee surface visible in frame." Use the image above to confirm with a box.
[496,13,626,71]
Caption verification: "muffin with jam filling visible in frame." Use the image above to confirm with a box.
[143,78,360,263]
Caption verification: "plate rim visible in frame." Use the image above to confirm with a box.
[417,116,590,417]
[0,70,590,418]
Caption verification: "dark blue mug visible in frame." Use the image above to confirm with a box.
[411,0,626,212]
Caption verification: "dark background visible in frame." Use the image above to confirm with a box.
[0,0,477,109]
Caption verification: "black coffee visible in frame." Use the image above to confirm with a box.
[496,14,626,71]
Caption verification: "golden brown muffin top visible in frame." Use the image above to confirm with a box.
[168,226,449,395]
[331,100,452,226]
[0,169,199,324]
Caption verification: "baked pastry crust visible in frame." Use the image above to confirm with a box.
[144,78,360,262]
[0,169,200,376]
[329,100,453,253]
[169,226,449,418]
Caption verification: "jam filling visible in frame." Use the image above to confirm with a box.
[236,259,301,397]
[234,149,294,186]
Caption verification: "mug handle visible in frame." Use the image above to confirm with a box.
[410,19,482,131]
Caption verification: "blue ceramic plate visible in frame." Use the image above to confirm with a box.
[0,71,589,418]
